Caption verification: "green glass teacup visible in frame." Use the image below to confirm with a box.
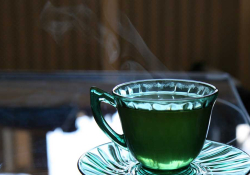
[90,79,218,171]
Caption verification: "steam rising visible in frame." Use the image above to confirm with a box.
[40,1,168,72]
[104,1,167,71]
[102,27,120,64]
[40,2,99,43]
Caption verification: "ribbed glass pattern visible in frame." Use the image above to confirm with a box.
[78,140,250,175]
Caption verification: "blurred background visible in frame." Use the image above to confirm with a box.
[0,0,249,88]
[0,1,250,174]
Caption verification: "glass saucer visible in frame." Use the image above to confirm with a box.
[78,140,250,175]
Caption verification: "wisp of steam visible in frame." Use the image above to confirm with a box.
[40,1,168,73]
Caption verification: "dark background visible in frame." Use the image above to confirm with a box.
[0,0,249,89]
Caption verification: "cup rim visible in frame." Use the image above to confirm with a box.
[112,79,219,101]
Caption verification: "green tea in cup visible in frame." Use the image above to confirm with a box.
[90,79,218,172]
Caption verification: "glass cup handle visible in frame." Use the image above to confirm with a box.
[90,87,127,148]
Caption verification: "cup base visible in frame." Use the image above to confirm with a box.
[131,163,209,175]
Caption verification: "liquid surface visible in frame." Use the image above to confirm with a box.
[118,93,212,170]
[127,92,203,100]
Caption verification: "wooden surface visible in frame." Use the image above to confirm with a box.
[0,0,249,89]
[239,0,250,90]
